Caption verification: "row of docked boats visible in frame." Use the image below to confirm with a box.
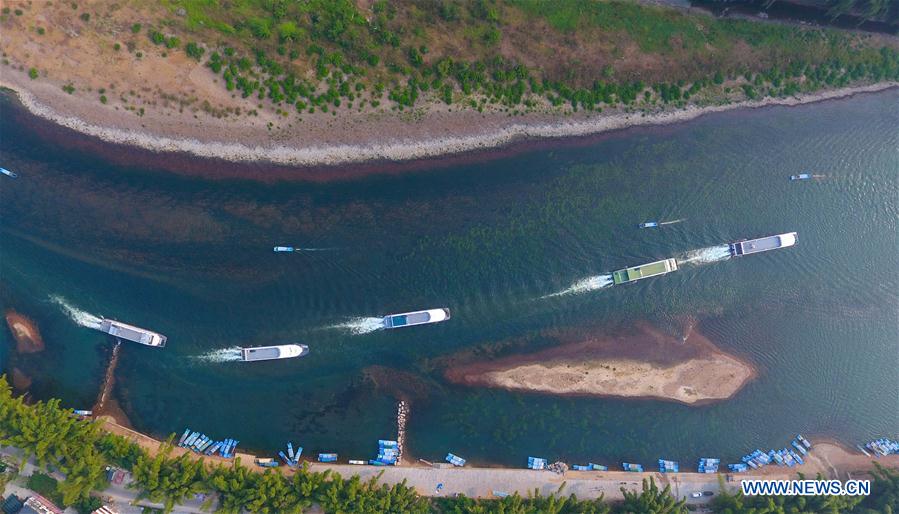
[177,428,239,458]
[740,434,811,470]
[859,438,898,457]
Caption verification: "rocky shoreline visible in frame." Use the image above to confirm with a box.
[1,69,895,169]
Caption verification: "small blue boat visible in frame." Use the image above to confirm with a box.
[184,432,199,447]
[622,462,644,472]
[205,442,222,456]
[445,453,466,467]
[318,453,338,463]
[255,458,279,468]
[589,463,608,471]
[178,429,191,446]
[728,463,749,472]
[527,457,547,470]
[274,246,295,252]
[658,459,679,473]
[287,442,295,460]
[790,173,812,181]
[639,222,659,228]
[571,464,591,471]
[791,441,808,455]
[279,451,293,466]
[797,434,811,449]
[0,167,18,178]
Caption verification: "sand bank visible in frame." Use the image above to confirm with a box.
[4,310,45,354]
[445,324,757,405]
[1,66,895,169]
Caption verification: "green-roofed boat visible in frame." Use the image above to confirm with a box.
[612,258,678,285]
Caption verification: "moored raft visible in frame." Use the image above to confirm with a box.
[571,464,592,471]
[318,453,338,463]
[445,453,466,467]
[622,462,644,472]
[527,457,548,470]
[697,458,719,473]
[658,459,679,473]
[589,463,608,471]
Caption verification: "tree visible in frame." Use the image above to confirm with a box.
[620,477,687,513]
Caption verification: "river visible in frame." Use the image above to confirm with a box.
[1,88,896,467]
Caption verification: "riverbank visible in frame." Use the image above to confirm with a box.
[95,417,898,501]
[445,323,757,405]
[0,66,895,169]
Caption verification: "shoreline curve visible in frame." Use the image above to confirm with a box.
[1,78,896,169]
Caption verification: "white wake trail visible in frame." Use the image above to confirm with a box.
[327,317,386,334]
[193,346,243,363]
[49,295,103,329]
[678,245,732,266]
[659,218,686,226]
[542,274,614,298]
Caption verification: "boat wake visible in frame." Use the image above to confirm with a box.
[297,247,339,252]
[49,295,103,329]
[193,346,243,363]
[327,317,386,334]
[542,274,614,298]
[678,245,731,266]
[659,218,686,226]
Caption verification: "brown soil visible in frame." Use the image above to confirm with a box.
[5,310,45,354]
[445,322,757,405]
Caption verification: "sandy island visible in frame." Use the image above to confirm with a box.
[445,323,757,405]
[4,310,45,354]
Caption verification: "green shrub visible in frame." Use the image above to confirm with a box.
[99,95,107,104]
[79,12,89,22]
[149,30,164,45]
[185,42,203,60]
[28,67,38,79]
[113,43,121,51]
[165,36,180,49]
[131,23,141,33]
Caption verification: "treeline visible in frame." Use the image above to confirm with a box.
[2,377,897,513]
[115,0,899,118]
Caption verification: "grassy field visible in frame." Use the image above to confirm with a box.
[3,0,898,121]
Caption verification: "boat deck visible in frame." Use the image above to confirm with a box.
[244,347,281,360]
[612,258,677,284]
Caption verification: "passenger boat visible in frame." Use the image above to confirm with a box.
[255,458,279,468]
[790,173,811,180]
[728,232,797,257]
[612,258,678,285]
[0,167,18,178]
[240,344,308,362]
[98,318,167,347]
[796,434,811,448]
[273,246,295,252]
[639,222,658,228]
[178,429,191,446]
[382,308,451,329]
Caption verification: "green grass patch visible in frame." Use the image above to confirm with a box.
[26,472,65,507]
